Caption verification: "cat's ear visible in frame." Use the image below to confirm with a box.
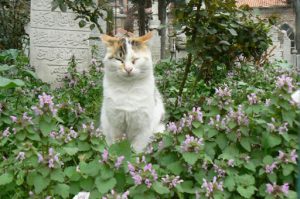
[100,34,119,46]
[135,31,154,43]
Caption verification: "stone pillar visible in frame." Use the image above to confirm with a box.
[30,0,92,87]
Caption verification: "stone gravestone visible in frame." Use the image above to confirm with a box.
[30,0,93,87]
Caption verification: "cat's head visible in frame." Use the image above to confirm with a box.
[100,32,153,80]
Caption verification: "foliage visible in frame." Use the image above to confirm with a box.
[51,0,112,34]
[0,0,30,50]
[0,48,299,198]
[173,0,272,106]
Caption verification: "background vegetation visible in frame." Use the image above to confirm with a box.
[0,0,299,198]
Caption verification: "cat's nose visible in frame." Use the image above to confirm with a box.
[125,67,133,74]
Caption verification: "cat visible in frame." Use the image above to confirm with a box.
[100,31,165,152]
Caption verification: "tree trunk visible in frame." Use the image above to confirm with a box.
[158,0,167,59]
[137,0,146,36]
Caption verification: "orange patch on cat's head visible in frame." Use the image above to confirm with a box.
[100,31,154,55]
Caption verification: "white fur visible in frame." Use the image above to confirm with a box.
[100,38,165,152]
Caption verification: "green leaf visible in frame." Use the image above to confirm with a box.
[33,175,50,194]
[78,142,91,151]
[282,164,294,176]
[0,64,14,71]
[109,140,131,159]
[0,76,25,88]
[0,173,13,185]
[237,186,256,198]
[176,181,195,194]
[244,162,256,172]
[266,134,281,148]
[216,133,227,150]
[63,147,79,156]
[263,155,273,164]
[228,28,238,36]
[80,160,101,177]
[236,175,255,186]
[80,177,94,191]
[95,177,117,194]
[100,164,114,180]
[167,161,183,175]
[39,119,56,136]
[224,176,235,191]
[54,184,70,198]
[240,137,251,152]
[207,128,218,138]
[153,182,170,194]
[64,166,80,181]
[50,169,65,182]
[79,20,87,28]
[182,152,199,165]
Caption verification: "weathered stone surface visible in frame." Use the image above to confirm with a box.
[30,0,92,86]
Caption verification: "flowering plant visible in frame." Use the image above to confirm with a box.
[0,50,299,198]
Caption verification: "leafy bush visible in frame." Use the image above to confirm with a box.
[0,48,299,198]
[0,0,30,50]
[173,0,272,109]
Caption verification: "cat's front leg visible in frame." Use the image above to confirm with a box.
[131,131,153,153]
[101,108,126,145]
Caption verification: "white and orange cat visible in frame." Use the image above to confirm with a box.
[100,31,165,152]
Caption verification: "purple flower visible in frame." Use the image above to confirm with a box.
[265,162,277,173]
[48,158,55,168]
[213,164,226,177]
[276,75,294,93]
[10,116,17,122]
[39,93,54,107]
[102,149,109,162]
[278,122,288,134]
[131,173,142,185]
[290,150,297,164]
[167,122,178,134]
[49,131,57,139]
[127,162,135,172]
[266,182,289,196]
[227,159,234,167]
[121,191,130,199]
[16,151,25,162]
[181,135,203,153]
[265,99,271,106]
[202,177,223,197]
[2,127,10,137]
[215,85,231,98]
[48,148,54,156]
[145,178,152,188]
[247,93,258,105]
[143,163,152,172]
[281,183,289,195]
[266,183,274,194]
[192,107,203,123]
[115,156,125,169]
[37,153,44,163]
[31,106,43,115]
[22,112,32,123]
[162,175,183,188]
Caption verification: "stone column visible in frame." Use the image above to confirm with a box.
[30,0,92,87]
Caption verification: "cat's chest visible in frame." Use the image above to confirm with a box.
[105,85,154,110]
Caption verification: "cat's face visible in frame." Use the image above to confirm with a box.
[101,32,153,80]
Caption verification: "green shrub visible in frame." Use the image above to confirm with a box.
[0,49,298,198]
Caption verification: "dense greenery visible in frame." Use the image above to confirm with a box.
[0,0,30,50]
[0,49,299,198]
[173,0,272,107]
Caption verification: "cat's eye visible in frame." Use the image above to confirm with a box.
[114,58,123,63]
